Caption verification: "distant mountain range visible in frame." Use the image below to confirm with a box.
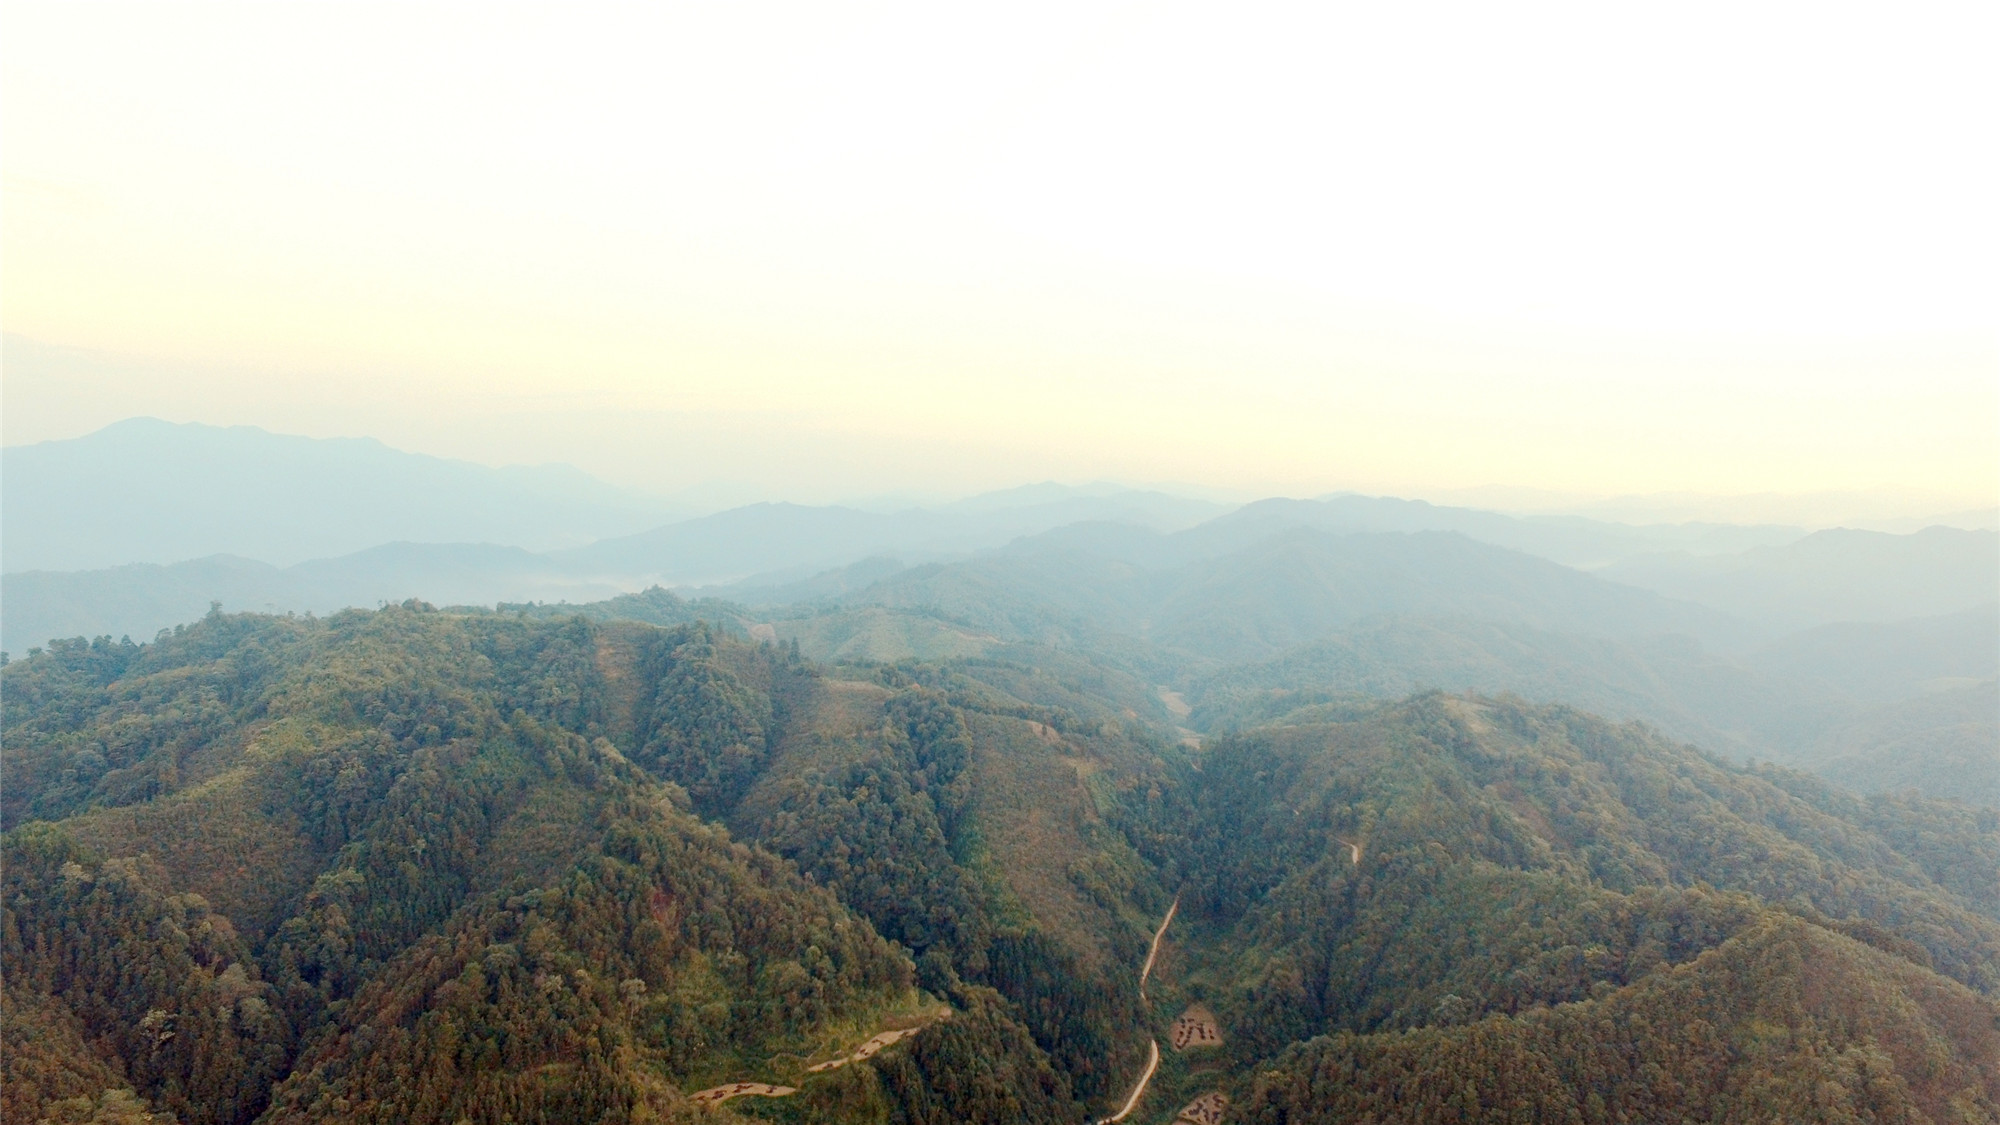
[7,430,1996,665]
[0,417,684,571]
[1600,524,2000,629]
[24,502,1994,661]
[5,419,1994,808]
[553,491,1228,587]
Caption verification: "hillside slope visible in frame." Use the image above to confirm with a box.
[0,609,1085,1124]
[1134,694,2000,1121]
[5,608,1995,1123]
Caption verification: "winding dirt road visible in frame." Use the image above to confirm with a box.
[701,891,1195,1120]
[1096,1039,1160,1124]
[1138,893,1180,1002]
[1096,894,1183,1123]
[1334,836,1362,866]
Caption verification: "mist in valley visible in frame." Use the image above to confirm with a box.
[4,3,1996,1123]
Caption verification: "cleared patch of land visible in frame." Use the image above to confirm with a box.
[780,606,997,663]
[806,1012,948,1073]
[688,1082,796,1106]
[591,626,649,741]
[1170,1005,1221,1051]
[1176,1091,1229,1125]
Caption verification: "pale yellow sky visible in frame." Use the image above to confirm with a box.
[3,1,1995,510]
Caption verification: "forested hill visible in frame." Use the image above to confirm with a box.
[4,606,1996,1123]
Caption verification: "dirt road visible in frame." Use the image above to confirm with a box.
[1334,836,1362,866]
[1139,893,1179,1001]
[1096,1039,1160,1124]
[1100,894,1182,1123]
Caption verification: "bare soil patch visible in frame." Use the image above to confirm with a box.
[1176,1091,1229,1125]
[1025,719,1065,745]
[805,1013,947,1073]
[1171,1005,1222,1051]
[688,1082,796,1106]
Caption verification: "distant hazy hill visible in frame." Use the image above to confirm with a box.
[8,420,1985,645]
[0,482,1225,652]
[1119,497,1997,633]
[1742,605,2000,702]
[567,492,1805,591]
[557,490,1227,587]
[1814,680,2000,806]
[1601,525,2000,629]
[842,525,1754,658]
[1182,615,1826,752]
[1151,529,1753,659]
[1214,494,1805,568]
[0,544,627,654]
[0,418,680,571]
[737,522,1992,803]
[654,496,1984,639]
[6,424,1992,808]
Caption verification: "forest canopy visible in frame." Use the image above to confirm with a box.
[3,605,1995,1124]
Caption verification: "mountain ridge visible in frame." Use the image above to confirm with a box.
[5,607,1993,1122]
[1,418,685,572]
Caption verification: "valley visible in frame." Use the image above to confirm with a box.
[8,437,1991,812]
[9,6,1991,1122]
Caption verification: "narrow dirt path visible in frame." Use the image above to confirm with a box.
[1096,1038,1160,1124]
[1334,836,1362,866]
[1138,893,1179,1002]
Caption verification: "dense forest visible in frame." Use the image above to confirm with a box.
[3,604,1996,1123]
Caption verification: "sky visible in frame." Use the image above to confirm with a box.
[3,1,1996,515]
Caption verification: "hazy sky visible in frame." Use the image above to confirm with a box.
[4,1,1995,510]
